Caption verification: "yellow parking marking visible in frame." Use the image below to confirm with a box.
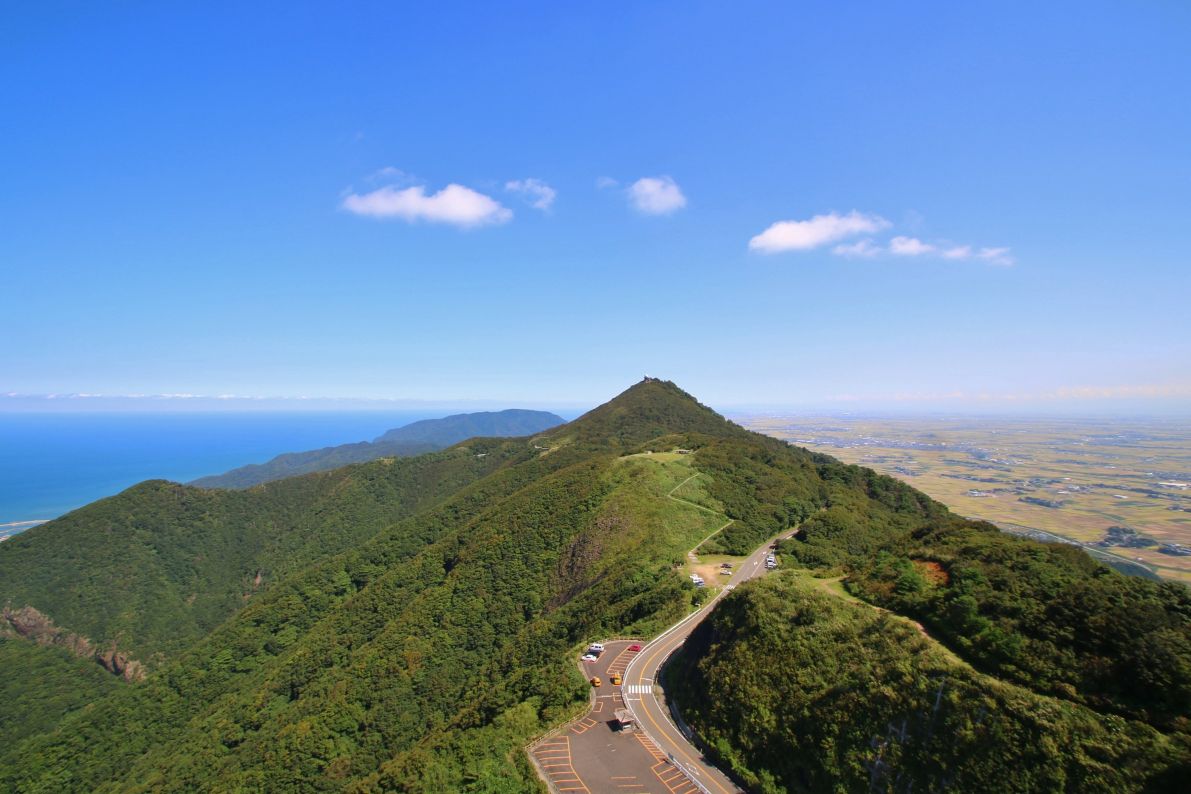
[569,716,599,735]
[634,732,667,762]
[604,645,640,676]
[531,735,592,794]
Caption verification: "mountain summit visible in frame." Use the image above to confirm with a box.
[550,377,740,447]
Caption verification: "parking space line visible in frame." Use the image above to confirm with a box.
[569,716,599,735]
[531,735,592,794]
[604,645,640,676]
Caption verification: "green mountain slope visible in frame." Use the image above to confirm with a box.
[0,637,120,751]
[668,574,1187,793]
[1,379,1188,792]
[191,409,565,489]
[2,379,746,791]
[0,444,523,661]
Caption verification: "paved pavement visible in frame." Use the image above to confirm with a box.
[531,640,692,792]
[620,536,783,794]
[529,536,788,793]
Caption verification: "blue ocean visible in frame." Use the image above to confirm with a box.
[0,411,441,530]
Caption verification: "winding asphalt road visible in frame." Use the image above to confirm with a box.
[620,536,781,794]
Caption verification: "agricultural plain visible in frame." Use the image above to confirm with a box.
[738,414,1191,583]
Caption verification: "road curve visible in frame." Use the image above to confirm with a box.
[621,536,780,794]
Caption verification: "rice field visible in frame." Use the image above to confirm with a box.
[737,413,1191,583]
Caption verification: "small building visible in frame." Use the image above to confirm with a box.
[613,708,638,732]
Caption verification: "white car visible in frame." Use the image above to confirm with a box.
[581,653,599,662]
[588,643,605,653]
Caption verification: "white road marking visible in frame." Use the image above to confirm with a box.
[626,684,653,694]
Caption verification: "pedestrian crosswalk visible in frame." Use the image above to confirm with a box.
[626,684,652,694]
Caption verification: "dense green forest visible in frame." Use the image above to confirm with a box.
[0,444,522,660]
[0,637,120,751]
[774,462,1191,732]
[2,379,1188,791]
[668,574,1189,793]
[0,381,741,790]
[192,409,564,489]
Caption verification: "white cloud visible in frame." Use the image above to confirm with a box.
[595,176,619,189]
[977,246,1015,266]
[832,239,881,258]
[505,178,556,211]
[628,175,687,215]
[931,243,1015,266]
[370,166,406,181]
[889,236,936,256]
[342,183,512,228]
[749,211,890,253]
[817,229,1013,266]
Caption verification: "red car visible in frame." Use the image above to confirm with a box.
[627,644,642,652]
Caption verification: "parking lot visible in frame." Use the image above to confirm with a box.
[529,639,700,793]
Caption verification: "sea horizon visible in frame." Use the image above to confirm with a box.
[0,410,457,529]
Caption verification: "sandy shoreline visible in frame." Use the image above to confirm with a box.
[0,519,50,540]
[1,519,52,528]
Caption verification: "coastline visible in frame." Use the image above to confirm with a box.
[0,520,50,541]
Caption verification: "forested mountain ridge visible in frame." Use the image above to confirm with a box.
[0,443,525,661]
[191,408,565,488]
[374,409,566,445]
[2,379,750,790]
[669,574,1189,793]
[2,379,1188,792]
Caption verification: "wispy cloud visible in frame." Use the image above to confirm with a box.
[889,241,1014,266]
[627,176,687,215]
[342,173,512,228]
[975,247,1014,266]
[832,239,882,258]
[750,211,890,253]
[750,209,1013,265]
[367,165,409,183]
[888,236,936,256]
[595,176,619,190]
[505,178,556,211]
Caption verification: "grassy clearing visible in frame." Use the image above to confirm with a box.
[668,471,725,514]
[620,450,689,463]
[605,458,727,567]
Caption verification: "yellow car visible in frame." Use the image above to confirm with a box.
[590,677,602,688]
[610,674,622,686]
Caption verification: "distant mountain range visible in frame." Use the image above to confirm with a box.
[190,409,565,489]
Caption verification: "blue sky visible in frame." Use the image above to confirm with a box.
[2,1,1189,413]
